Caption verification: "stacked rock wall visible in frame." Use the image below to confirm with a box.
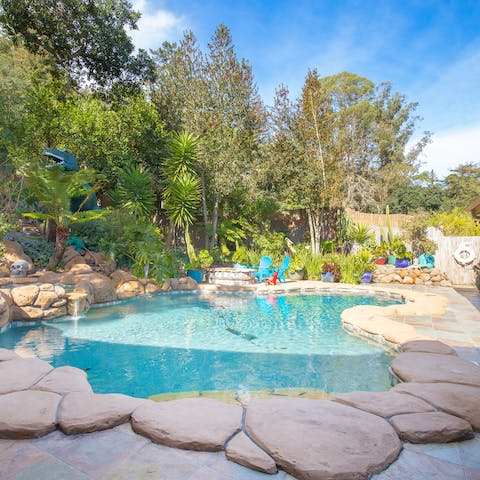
[373,265,451,286]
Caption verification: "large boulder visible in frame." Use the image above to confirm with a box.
[84,251,116,275]
[10,305,44,321]
[390,411,474,443]
[131,398,243,451]
[392,382,480,431]
[10,285,39,307]
[0,390,61,439]
[111,270,145,299]
[0,358,53,394]
[245,398,402,480]
[59,392,147,434]
[88,274,117,304]
[1,240,34,271]
[391,352,480,387]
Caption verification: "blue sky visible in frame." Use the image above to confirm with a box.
[129,0,480,178]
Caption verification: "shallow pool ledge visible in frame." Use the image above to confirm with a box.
[200,281,450,348]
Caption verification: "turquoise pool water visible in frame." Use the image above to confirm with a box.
[0,292,399,398]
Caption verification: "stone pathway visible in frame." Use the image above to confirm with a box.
[2,425,478,480]
[1,284,480,479]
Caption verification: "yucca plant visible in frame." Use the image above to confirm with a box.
[112,163,156,220]
[162,132,202,264]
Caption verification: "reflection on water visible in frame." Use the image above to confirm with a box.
[0,292,399,398]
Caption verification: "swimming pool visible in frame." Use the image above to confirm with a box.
[0,292,399,398]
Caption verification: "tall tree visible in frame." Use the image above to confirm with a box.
[151,25,265,248]
[443,163,480,209]
[0,0,154,87]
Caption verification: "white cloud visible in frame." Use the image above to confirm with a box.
[417,124,480,178]
[128,0,184,51]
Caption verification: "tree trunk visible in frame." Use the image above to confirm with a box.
[47,225,69,271]
[210,196,219,250]
[200,171,209,249]
[307,208,320,255]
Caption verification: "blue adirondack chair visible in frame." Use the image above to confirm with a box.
[253,256,272,282]
[277,256,290,283]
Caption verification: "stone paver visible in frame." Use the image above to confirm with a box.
[392,382,480,431]
[401,339,457,355]
[390,411,474,443]
[0,390,61,439]
[131,398,243,451]
[0,348,20,362]
[0,358,53,394]
[32,366,93,395]
[390,351,480,386]
[333,391,435,418]
[59,392,148,434]
[246,398,402,480]
[225,432,277,474]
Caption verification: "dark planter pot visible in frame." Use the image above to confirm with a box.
[289,269,305,281]
[374,257,387,265]
[321,271,334,282]
[187,269,204,283]
[387,255,396,265]
[395,258,412,268]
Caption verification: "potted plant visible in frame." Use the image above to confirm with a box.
[186,249,213,283]
[392,241,413,268]
[289,255,305,281]
[374,243,388,265]
[321,262,341,282]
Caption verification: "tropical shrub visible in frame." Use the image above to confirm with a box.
[321,262,341,282]
[402,213,437,255]
[252,229,287,263]
[430,208,480,236]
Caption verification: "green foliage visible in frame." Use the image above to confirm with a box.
[5,233,54,266]
[69,219,106,250]
[98,211,179,282]
[232,245,248,264]
[321,240,335,254]
[0,0,154,87]
[111,163,156,220]
[348,222,375,246]
[332,254,374,284]
[252,229,287,263]
[187,249,214,270]
[402,213,437,255]
[430,208,480,236]
[321,262,341,282]
[442,163,480,210]
[303,253,324,280]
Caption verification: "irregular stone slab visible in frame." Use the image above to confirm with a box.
[401,340,457,355]
[0,390,61,438]
[0,291,9,329]
[391,352,480,387]
[333,391,435,418]
[246,399,402,480]
[32,366,93,395]
[10,285,39,306]
[392,382,480,431]
[59,392,147,434]
[0,348,20,362]
[225,432,277,474]
[390,411,474,443]
[131,398,242,451]
[0,358,53,394]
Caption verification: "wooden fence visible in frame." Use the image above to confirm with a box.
[428,229,480,285]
